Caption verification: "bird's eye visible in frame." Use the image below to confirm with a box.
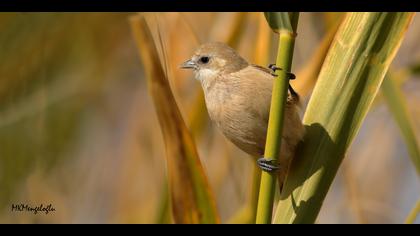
[199,56,210,64]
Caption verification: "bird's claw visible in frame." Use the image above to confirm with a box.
[257,157,281,173]
[268,64,278,71]
[268,64,296,80]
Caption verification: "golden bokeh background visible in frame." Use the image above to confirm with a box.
[0,12,419,223]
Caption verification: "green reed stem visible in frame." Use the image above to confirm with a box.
[256,12,299,224]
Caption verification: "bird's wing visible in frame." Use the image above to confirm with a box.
[251,64,300,103]
[250,64,276,77]
[229,65,274,125]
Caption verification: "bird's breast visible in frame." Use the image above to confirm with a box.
[204,82,268,156]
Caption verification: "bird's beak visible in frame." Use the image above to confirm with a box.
[180,59,197,69]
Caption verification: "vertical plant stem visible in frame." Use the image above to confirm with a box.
[381,71,420,175]
[250,164,262,222]
[256,13,299,224]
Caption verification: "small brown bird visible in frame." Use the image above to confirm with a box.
[181,42,304,187]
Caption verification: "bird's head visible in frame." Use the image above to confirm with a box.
[180,42,248,82]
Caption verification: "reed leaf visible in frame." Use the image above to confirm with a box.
[264,12,293,33]
[273,12,415,224]
[130,15,219,224]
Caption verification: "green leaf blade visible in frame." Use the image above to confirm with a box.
[264,12,293,33]
[273,12,415,224]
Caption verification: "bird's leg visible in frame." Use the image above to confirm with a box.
[257,157,281,173]
[268,64,296,80]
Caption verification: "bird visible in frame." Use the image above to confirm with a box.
[180,42,305,188]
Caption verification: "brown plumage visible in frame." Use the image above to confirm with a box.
[181,42,305,187]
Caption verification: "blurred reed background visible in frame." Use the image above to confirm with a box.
[0,12,419,223]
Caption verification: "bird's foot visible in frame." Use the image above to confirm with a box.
[268,64,296,80]
[257,157,281,173]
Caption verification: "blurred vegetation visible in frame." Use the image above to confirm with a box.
[0,13,419,224]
